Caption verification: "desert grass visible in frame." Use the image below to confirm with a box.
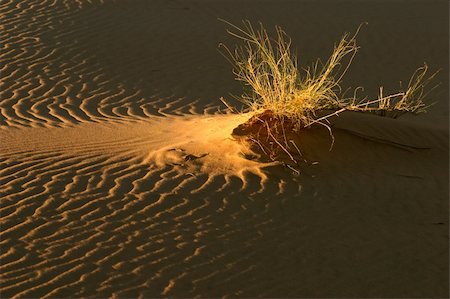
[220,20,438,166]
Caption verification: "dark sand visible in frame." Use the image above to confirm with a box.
[1,0,448,297]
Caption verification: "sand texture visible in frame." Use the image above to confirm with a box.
[1,0,448,298]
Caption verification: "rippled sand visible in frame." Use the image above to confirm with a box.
[1,0,448,297]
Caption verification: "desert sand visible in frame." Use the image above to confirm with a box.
[1,0,448,298]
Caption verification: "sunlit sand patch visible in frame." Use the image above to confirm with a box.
[144,113,276,179]
[1,112,274,185]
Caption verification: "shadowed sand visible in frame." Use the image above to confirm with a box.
[1,0,448,298]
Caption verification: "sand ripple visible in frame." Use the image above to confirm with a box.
[1,0,448,297]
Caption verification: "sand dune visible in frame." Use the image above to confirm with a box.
[1,0,448,298]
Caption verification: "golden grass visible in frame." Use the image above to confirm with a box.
[219,20,438,128]
[219,20,439,167]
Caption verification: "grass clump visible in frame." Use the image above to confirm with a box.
[219,20,438,128]
[219,20,438,167]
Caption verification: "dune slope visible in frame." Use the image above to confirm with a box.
[1,0,448,298]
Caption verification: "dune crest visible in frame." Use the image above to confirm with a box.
[1,112,272,182]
